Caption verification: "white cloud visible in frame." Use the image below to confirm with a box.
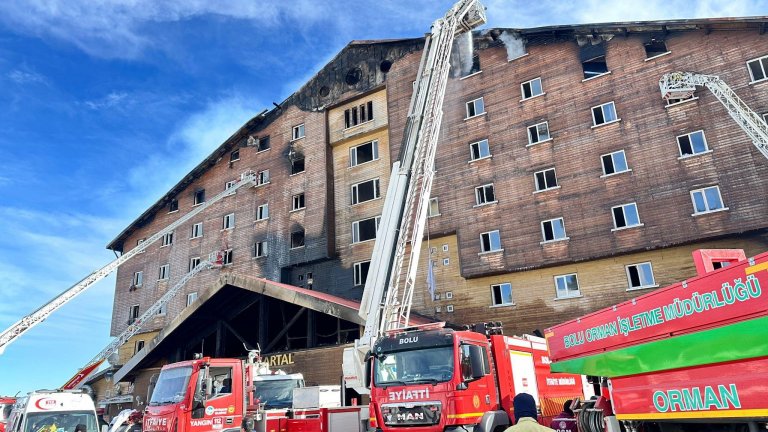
[7,68,47,85]
[84,91,129,110]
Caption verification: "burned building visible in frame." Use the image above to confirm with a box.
[102,18,768,406]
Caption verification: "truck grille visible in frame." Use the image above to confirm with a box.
[381,402,441,426]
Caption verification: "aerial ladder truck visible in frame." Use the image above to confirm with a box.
[340,1,584,431]
[0,170,262,356]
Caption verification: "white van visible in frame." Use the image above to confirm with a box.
[6,390,98,432]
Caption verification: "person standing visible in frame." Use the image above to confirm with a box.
[504,393,555,432]
[549,400,578,432]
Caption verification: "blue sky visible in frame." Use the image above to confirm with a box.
[0,0,765,395]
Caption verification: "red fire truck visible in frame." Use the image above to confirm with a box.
[545,249,768,432]
[367,322,585,431]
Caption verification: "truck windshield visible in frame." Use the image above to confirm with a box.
[373,346,454,386]
[253,379,302,409]
[150,366,193,406]
[25,411,98,432]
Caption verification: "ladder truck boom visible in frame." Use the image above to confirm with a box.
[344,0,486,394]
[659,71,768,159]
[61,251,224,389]
[0,170,260,355]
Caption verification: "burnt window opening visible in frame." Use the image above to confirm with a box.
[258,136,270,152]
[354,261,371,286]
[254,241,268,258]
[580,43,608,80]
[291,230,306,249]
[469,53,480,75]
[128,305,140,324]
[345,67,362,86]
[344,101,374,129]
[318,86,330,97]
[194,189,206,206]
[644,39,668,58]
[222,249,233,265]
[380,60,392,73]
[230,149,240,162]
[168,198,179,213]
[291,156,305,175]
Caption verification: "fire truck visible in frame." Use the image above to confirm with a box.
[545,249,768,432]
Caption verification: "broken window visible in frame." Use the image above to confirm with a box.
[351,178,380,205]
[350,140,379,167]
[256,170,270,186]
[354,261,371,286]
[534,168,558,192]
[601,150,630,176]
[555,274,580,299]
[135,340,145,353]
[194,189,206,206]
[158,264,169,281]
[258,135,271,152]
[644,39,669,59]
[626,262,656,289]
[677,130,709,157]
[427,197,440,217]
[128,305,140,324]
[666,93,695,106]
[230,149,240,162]
[747,55,768,82]
[592,102,618,126]
[222,249,233,265]
[256,203,269,221]
[521,77,543,100]
[254,241,268,258]
[161,232,174,247]
[133,271,143,287]
[291,156,305,174]
[469,139,491,161]
[612,203,641,229]
[480,230,502,253]
[352,216,380,243]
[191,222,203,239]
[527,122,550,145]
[292,124,305,140]
[225,180,237,190]
[291,230,305,249]
[691,186,725,214]
[292,193,305,211]
[475,183,496,205]
[222,213,235,230]
[168,198,179,213]
[491,283,513,306]
[189,257,201,272]
[465,97,485,118]
[541,218,567,242]
[344,101,374,128]
[580,43,608,79]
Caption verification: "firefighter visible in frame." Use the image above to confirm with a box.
[504,393,555,432]
[549,400,578,432]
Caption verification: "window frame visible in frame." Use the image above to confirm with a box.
[591,101,619,127]
[254,241,268,258]
[186,292,198,306]
[256,203,269,221]
[479,230,502,253]
[225,180,237,190]
[554,273,581,299]
[349,140,380,167]
[256,169,270,186]
[158,264,169,281]
[292,123,305,140]
[222,249,233,266]
[427,197,440,217]
[690,186,727,215]
[190,222,203,239]
[611,202,642,230]
[189,257,201,272]
[353,260,371,286]
[351,178,381,205]
[129,305,140,324]
[601,150,631,177]
[527,121,551,146]
[168,198,179,213]
[292,193,306,211]
[625,262,658,290]
[290,230,306,249]
[230,149,240,162]
[533,168,558,192]
[520,77,544,100]
[676,130,710,158]
[290,156,305,175]
[747,54,768,83]
[344,101,374,129]
[193,189,206,206]
[465,97,486,119]
[469,138,492,161]
[541,217,568,243]
[222,213,235,230]
[352,216,381,244]
[474,183,497,206]
[490,282,514,307]
[133,271,143,287]
[161,232,174,247]
[257,135,271,152]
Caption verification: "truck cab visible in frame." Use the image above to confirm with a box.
[6,390,98,432]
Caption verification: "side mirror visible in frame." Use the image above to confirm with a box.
[459,344,486,383]
[364,356,372,389]
[204,377,213,398]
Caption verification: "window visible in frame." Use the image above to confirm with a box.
[133,271,143,287]
[691,186,726,215]
[344,101,374,128]
[128,305,140,324]
[541,218,567,242]
[158,264,169,281]
[256,169,270,186]
[428,197,440,217]
[555,274,580,299]
[135,340,145,353]
[612,203,641,229]
[352,216,380,243]
[747,55,768,83]
[136,238,146,253]
[189,257,201,272]
[225,180,237,190]
[156,303,167,316]
[677,130,709,157]
[475,183,496,205]
[290,156,305,174]
[230,149,240,162]
[191,222,203,239]
[222,249,233,265]
[254,241,268,258]
[480,230,502,253]
[521,77,543,100]
[292,193,305,211]
[350,140,379,167]
[194,189,205,206]
[169,199,178,213]
[291,230,305,249]
[351,178,381,205]
[161,232,174,246]
[534,168,558,192]
[469,139,491,160]
[581,44,608,79]
[465,97,485,118]
[354,261,371,286]
[602,150,630,176]
[292,123,305,140]
[186,292,198,306]
[257,135,270,152]
[443,258,449,266]
[256,203,269,221]
[644,39,668,59]
[222,213,235,230]
[527,122,550,145]
[626,262,656,289]
[592,102,618,126]
[491,283,513,306]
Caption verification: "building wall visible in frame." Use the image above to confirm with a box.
[117,332,160,365]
